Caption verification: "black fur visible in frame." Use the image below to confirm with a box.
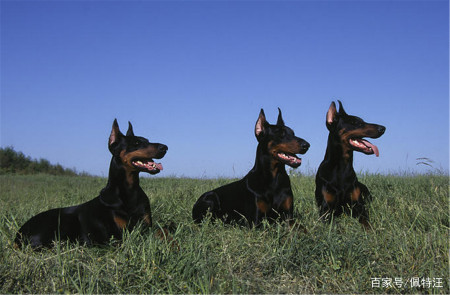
[193,109,309,227]
[14,120,167,248]
[315,101,385,228]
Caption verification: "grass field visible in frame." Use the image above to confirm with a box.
[0,173,448,294]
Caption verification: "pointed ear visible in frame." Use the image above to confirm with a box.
[326,102,338,130]
[126,121,134,137]
[276,107,285,126]
[337,100,347,116]
[255,109,267,138]
[109,119,123,150]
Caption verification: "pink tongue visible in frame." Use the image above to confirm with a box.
[136,161,163,171]
[278,153,301,165]
[292,157,302,165]
[362,140,379,157]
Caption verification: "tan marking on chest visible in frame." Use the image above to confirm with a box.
[351,187,361,202]
[282,196,293,211]
[114,216,128,229]
[257,200,270,213]
[322,188,335,203]
[143,213,152,226]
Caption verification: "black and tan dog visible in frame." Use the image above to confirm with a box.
[15,119,167,248]
[192,108,310,227]
[315,101,385,228]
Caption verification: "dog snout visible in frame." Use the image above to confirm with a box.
[299,139,310,154]
[159,144,168,153]
[158,143,169,154]
[155,144,168,158]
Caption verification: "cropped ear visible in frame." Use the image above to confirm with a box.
[109,119,123,152]
[126,121,134,137]
[255,109,267,138]
[337,100,347,116]
[326,102,338,130]
[276,107,285,126]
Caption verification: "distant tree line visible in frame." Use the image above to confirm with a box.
[0,147,86,176]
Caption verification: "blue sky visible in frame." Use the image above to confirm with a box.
[1,0,448,178]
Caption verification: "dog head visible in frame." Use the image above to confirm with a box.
[108,119,167,175]
[255,108,309,168]
[326,101,385,156]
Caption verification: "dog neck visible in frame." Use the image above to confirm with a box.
[249,144,287,182]
[107,157,140,192]
[321,133,357,185]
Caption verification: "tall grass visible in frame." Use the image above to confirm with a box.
[0,174,448,293]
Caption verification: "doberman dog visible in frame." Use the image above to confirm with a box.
[315,101,385,228]
[192,108,310,227]
[14,119,167,248]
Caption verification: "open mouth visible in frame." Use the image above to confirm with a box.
[349,138,379,156]
[132,159,163,174]
[277,152,302,168]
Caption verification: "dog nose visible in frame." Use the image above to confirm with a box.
[158,144,168,153]
[378,125,386,135]
[300,141,310,152]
